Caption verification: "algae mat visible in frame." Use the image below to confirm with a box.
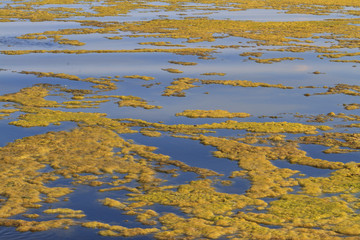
[1,0,360,239]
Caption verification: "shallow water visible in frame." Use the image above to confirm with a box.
[1,0,360,239]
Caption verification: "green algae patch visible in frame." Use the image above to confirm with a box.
[202,79,293,89]
[176,110,251,118]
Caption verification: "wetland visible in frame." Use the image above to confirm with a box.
[1,0,360,239]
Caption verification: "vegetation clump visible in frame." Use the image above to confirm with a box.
[176,110,251,118]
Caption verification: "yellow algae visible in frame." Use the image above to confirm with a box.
[300,132,360,153]
[331,59,360,64]
[295,112,360,123]
[344,103,360,110]
[0,219,74,232]
[123,75,155,81]
[0,109,18,119]
[43,208,84,215]
[248,57,304,64]
[168,60,197,66]
[312,84,360,97]
[138,41,185,47]
[136,209,158,225]
[298,162,360,195]
[21,71,81,81]
[129,179,267,219]
[0,85,59,108]
[117,96,162,109]
[44,208,86,218]
[0,124,183,220]
[140,129,162,137]
[161,68,183,74]
[102,198,126,209]
[212,45,241,49]
[201,72,226,76]
[269,194,352,220]
[201,79,293,89]
[0,109,19,114]
[99,186,141,193]
[176,109,251,118]
[2,1,360,239]
[82,221,159,237]
[107,36,123,40]
[62,100,109,109]
[20,71,117,91]
[162,77,199,97]
[240,52,264,57]
[9,108,134,133]
[57,39,85,46]
[196,120,323,134]
[156,213,237,239]
[2,0,360,24]
[23,214,40,219]
[1,48,215,57]
[195,135,344,197]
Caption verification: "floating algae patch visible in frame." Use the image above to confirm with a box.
[117,96,162,110]
[162,77,200,97]
[299,132,360,154]
[248,57,304,64]
[161,68,184,74]
[168,60,197,66]
[201,79,294,89]
[123,75,155,81]
[176,110,251,118]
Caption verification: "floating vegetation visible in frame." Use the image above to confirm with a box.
[201,80,294,89]
[123,75,155,81]
[1,0,360,239]
[176,110,251,118]
[161,68,184,74]
[163,77,199,97]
